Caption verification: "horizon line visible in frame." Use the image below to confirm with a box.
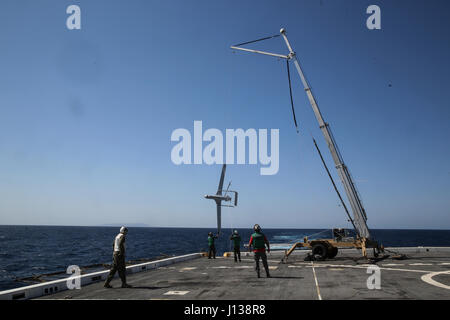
[0,224,449,231]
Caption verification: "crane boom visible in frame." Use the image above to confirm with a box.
[279,29,370,239]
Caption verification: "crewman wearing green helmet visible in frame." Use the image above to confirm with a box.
[207,232,218,259]
[248,224,271,278]
[230,230,242,262]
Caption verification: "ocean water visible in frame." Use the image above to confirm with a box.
[0,225,450,291]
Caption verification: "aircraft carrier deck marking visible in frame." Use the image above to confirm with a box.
[310,261,322,300]
[163,291,190,296]
[179,267,197,272]
[319,263,432,274]
[421,270,450,290]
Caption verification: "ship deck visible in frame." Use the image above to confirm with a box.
[38,247,450,300]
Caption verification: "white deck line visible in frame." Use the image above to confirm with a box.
[0,253,202,300]
[310,261,322,300]
[421,271,450,290]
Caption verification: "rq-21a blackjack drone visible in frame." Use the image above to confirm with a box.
[204,164,238,236]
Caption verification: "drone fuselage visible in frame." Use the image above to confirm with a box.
[205,194,231,203]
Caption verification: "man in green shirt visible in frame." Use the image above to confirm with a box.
[207,232,218,259]
[248,224,271,278]
[230,230,242,262]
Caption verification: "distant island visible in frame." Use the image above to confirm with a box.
[99,223,152,228]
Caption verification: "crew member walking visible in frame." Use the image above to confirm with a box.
[208,232,218,259]
[230,230,241,262]
[248,224,271,278]
[104,226,132,288]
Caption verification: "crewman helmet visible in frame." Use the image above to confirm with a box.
[120,226,128,234]
[253,224,261,232]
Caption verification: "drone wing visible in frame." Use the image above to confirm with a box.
[216,164,226,195]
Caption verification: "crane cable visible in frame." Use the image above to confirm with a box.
[231,34,280,48]
[286,60,299,133]
[311,136,358,233]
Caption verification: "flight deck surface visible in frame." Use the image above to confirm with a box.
[38,247,450,300]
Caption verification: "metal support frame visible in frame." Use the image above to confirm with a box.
[281,237,382,262]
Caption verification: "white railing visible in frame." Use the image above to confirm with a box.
[0,253,202,300]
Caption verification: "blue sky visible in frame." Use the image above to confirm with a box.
[0,0,449,229]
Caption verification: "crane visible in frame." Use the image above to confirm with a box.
[231,28,382,259]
